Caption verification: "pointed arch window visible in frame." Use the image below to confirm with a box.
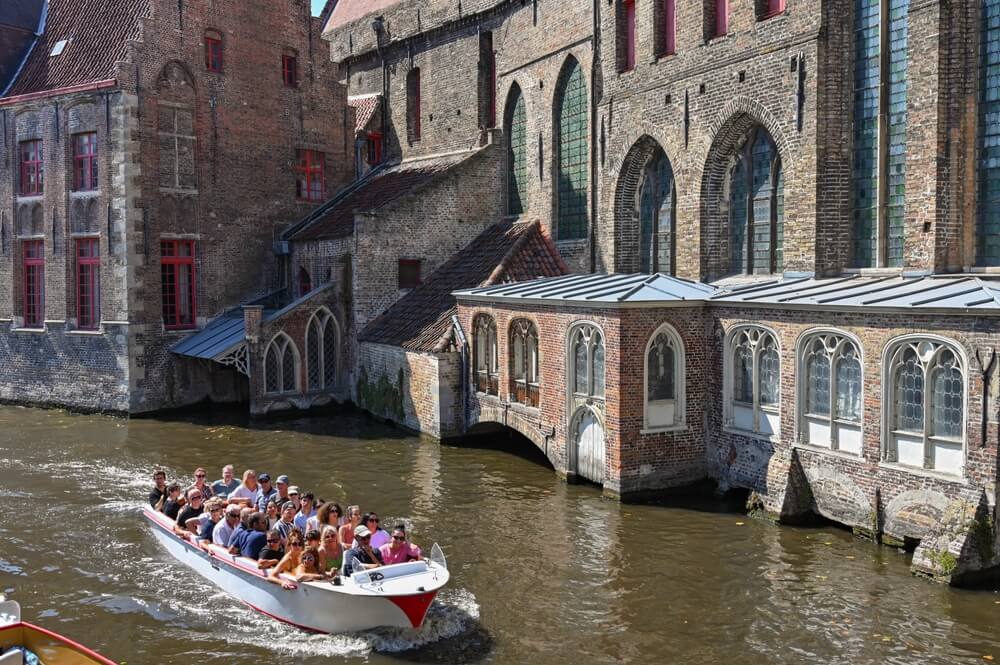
[725,327,780,437]
[265,334,299,395]
[506,86,528,216]
[799,332,863,454]
[728,129,783,275]
[509,319,540,407]
[569,324,604,400]
[306,310,339,391]
[645,324,685,430]
[554,59,589,240]
[473,314,499,395]
[885,338,965,475]
[978,0,1000,264]
[639,152,676,274]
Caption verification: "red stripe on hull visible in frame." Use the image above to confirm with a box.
[387,591,438,628]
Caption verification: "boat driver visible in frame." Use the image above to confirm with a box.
[341,525,384,576]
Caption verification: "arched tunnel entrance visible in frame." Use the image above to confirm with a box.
[452,422,556,471]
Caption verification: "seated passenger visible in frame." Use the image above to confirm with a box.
[341,525,383,575]
[229,469,259,507]
[174,488,205,535]
[227,507,255,553]
[268,529,305,589]
[360,513,390,549]
[264,498,280,529]
[239,512,269,560]
[287,486,302,512]
[213,504,242,547]
[304,529,325,572]
[148,470,167,509]
[293,493,316,533]
[339,505,361,550]
[211,464,239,499]
[197,498,225,544]
[319,525,342,574]
[257,529,285,569]
[293,547,326,583]
[274,502,297,542]
[186,468,214,500]
[310,501,342,535]
[378,524,423,565]
[255,473,276,512]
[162,482,183,520]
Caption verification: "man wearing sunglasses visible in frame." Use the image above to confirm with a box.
[257,529,285,569]
[173,488,205,536]
[341,525,384,576]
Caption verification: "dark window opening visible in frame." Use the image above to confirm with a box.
[478,32,497,129]
[398,259,422,289]
[22,240,44,327]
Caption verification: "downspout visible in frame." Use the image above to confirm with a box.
[589,0,600,273]
[452,314,469,434]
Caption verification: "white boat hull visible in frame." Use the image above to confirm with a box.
[143,507,447,633]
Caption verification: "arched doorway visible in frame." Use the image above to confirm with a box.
[572,407,605,485]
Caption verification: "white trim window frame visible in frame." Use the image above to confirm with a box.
[473,314,499,395]
[305,308,340,391]
[643,322,686,431]
[509,318,540,408]
[567,322,605,420]
[883,336,967,476]
[797,330,863,455]
[724,326,780,439]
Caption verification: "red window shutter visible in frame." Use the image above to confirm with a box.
[295,150,325,202]
[625,0,636,71]
[716,0,728,36]
[665,0,676,54]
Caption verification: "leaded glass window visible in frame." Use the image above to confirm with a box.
[507,86,528,216]
[727,129,782,275]
[574,335,589,395]
[307,317,322,390]
[885,0,909,267]
[510,319,540,407]
[799,332,863,452]
[555,59,588,240]
[306,310,338,391]
[474,315,499,395]
[639,153,675,274]
[806,340,831,416]
[886,339,966,474]
[593,340,605,398]
[322,317,337,388]
[647,333,676,401]
[978,0,1000,264]
[727,327,781,435]
[835,345,862,421]
[570,324,603,400]
[265,334,298,395]
[645,324,685,429]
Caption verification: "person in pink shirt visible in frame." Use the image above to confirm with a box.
[378,524,422,565]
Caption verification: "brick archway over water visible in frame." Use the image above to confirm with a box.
[468,401,563,472]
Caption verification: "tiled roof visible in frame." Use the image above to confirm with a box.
[289,151,474,242]
[361,221,568,352]
[349,93,381,134]
[3,0,149,98]
[324,0,403,32]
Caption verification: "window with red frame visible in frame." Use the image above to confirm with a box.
[366,132,383,164]
[663,0,677,55]
[624,0,637,71]
[73,133,98,192]
[22,240,44,327]
[298,267,312,296]
[282,54,298,87]
[20,140,43,196]
[762,0,785,18]
[76,238,100,330]
[295,149,324,202]
[205,35,223,72]
[398,259,422,289]
[714,0,729,36]
[161,239,196,329]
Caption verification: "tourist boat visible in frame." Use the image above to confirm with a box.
[143,506,449,633]
[0,600,117,664]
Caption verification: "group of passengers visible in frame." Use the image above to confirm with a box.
[147,466,423,589]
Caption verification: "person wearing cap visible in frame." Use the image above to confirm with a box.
[356,512,390,549]
[341,524,383,576]
[273,475,291,506]
[287,486,302,513]
[211,465,239,499]
[255,473,276,511]
[294,493,317,533]
[213,504,243,547]
[228,469,259,506]
[274,501,297,543]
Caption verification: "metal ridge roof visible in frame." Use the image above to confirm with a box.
[454,272,1000,313]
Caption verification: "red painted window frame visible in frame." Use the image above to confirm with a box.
[22,240,44,328]
[715,0,729,37]
[76,238,100,330]
[161,239,197,330]
[205,36,223,72]
[624,0,637,71]
[398,259,422,289]
[295,149,325,202]
[282,54,298,87]
[366,132,383,164]
[664,0,677,55]
[20,139,43,196]
[763,0,786,19]
[72,132,98,192]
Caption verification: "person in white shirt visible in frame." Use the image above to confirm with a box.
[228,469,260,506]
[213,504,242,547]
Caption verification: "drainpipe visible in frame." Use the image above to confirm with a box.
[589,0,601,273]
[452,314,468,433]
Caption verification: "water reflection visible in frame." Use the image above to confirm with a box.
[0,405,996,664]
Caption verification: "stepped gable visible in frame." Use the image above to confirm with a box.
[324,0,403,32]
[289,151,472,241]
[4,0,149,98]
[361,220,568,353]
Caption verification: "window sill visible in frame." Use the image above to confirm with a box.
[66,328,104,336]
[705,33,732,46]
[654,52,677,63]
[17,194,43,202]
[792,442,862,461]
[757,10,788,22]
[508,402,540,415]
[722,426,777,443]
[70,190,100,198]
[878,461,967,484]
[163,327,198,335]
[640,424,688,435]
[11,326,46,334]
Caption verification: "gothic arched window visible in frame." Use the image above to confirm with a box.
[509,319,540,407]
[728,129,783,275]
[473,314,499,395]
[645,324,685,429]
[726,326,780,437]
[306,309,339,391]
[799,332,863,453]
[554,58,588,240]
[506,85,528,216]
[639,153,676,274]
[264,333,299,395]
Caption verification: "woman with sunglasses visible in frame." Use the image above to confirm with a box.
[318,525,342,574]
[378,524,423,565]
[308,501,342,535]
[267,528,306,590]
[292,546,326,583]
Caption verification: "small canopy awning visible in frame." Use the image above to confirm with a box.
[170,313,249,375]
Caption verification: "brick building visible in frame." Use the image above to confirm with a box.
[0,0,351,413]
[320,0,1000,584]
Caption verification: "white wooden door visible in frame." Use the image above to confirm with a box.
[576,410,605,485]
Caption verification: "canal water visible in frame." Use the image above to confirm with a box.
[0,405,997,664]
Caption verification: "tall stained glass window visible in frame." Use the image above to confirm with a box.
[555,59,589,240]
[979,0,1000,264]
[506,86,528,216]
